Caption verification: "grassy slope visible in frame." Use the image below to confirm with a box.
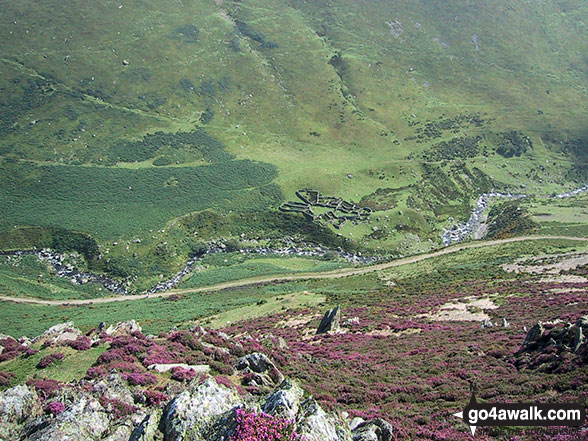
[0,0,587,292]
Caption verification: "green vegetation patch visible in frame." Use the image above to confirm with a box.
[0,254,108,300]
[0,285,282,337]
[0,160,280,239]
[110,129,233,164]
[486,201,538,239]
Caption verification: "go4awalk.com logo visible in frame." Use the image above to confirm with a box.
[452,388,585,437]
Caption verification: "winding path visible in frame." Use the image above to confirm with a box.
[1,235,586,306]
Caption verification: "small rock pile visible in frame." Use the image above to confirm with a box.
[515,316,588,372]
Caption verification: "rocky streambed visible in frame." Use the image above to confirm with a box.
[442,184,588,246]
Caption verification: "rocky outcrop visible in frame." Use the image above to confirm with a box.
[263,379,304,420]
[515,316,588,372]
[0,384,43,440]
[34,322,83,345]
[297,397,351,441]
[0,350,395,441]
[28,396,110,441]
[317,306,342,334]
[235,352,284,387]
[105,320,142,337]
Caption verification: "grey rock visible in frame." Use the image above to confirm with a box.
[350,417,365,431]
[573,323,584,353]
[148,363,210,374]
[105,320,142,336]
[263,380,304,420]
[297,398,351,441]
[29,396,110,441]
[129,410,162,441]
[103,423,134,441]
[523,322,544,346]
[235,353,283,387]
[0,384,43,440]
[317,306,341,334]
[93,374,134,405]
[352,419,394,441]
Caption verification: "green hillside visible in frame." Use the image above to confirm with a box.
[1,0,587,288]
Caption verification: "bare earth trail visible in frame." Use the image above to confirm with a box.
[1,235,587,306]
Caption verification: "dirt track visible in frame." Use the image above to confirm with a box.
[1,235,586,306]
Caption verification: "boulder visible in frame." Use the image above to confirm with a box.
[0,384,43,440]
[523,322,544,347]
[296,398,351,441]
[129,410,162,441]
[162,378,242,441]
[35,322,82,345]
[352,419,394,441]
[317,306,341,334]
[92,374,134,405]
[263,379,304,420]
[103,423,134,441]
[235,352,283,387]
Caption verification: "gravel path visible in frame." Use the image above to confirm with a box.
[1,235,586,306]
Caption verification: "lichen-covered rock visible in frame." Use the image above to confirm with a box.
[105,320,142,336]
[263,379,304,420]
[162,378,242,441]
[296,397,351,441]
[352,419,394,441]
[0,384,43,440]
[103,423,134,441]
[93,374,135,405]
[34,321,82,346]
[129,410,162,441]
[28,396,110,441]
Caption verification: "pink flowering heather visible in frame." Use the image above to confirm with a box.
[99,396,138,419]
[37,352,64,369]
[0,338,27,362]
[26,378,61,400]
[170,366,198,382]
[230,408,303,441]
[0,371,15,386]
[143,389,169,406]
[124,372,157,386]
[44,401,65,416]
[85,365,107,379]
[66,336,92,351]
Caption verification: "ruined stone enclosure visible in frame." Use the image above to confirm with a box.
[279,189,372,228]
